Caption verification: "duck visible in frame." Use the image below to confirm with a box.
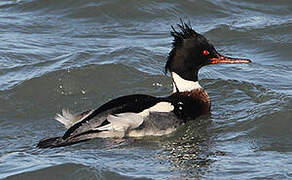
[37,21,251,148]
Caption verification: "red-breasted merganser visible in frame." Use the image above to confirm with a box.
[37,21,251,148]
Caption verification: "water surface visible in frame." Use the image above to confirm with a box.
[1,0,292,179]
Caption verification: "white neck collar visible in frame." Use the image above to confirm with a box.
[171,72,201,93]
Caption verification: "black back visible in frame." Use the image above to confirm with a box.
[62,94,163,139]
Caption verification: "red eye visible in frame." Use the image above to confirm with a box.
[203,50,209,55]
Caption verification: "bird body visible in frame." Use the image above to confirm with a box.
[37,21,251,148]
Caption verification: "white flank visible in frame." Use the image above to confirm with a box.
[138,102,174,117]
[95,102,174,137]
[171,72,201,92]
[55,109,94,129]
[96,113,144,132]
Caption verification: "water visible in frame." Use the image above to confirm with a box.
[1,0,292,179]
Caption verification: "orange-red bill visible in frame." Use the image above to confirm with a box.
[210,54,251,64]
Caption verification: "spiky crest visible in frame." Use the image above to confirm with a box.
[165,20,199,73]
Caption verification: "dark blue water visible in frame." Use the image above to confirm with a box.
[1,0,292,179]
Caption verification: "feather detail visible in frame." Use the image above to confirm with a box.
[96,113,144,132]
[55,109,94,129]
[95,102,174,135]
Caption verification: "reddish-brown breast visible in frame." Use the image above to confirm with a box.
[183,89,211,114]
[168,88,211,120]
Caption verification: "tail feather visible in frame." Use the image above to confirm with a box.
[37,137,64,148]
[55,109,93,129]
[55,109,76,129]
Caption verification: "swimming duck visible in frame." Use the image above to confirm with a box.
[37,21,251,148]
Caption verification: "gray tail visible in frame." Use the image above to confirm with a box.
[37,137,64,148]
[37,136,89,148]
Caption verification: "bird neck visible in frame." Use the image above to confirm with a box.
[171,72,202,93]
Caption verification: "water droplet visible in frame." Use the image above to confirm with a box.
[153,82,163,87]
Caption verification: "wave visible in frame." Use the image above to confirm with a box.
[0,63,170,119]
[4,163,148,179]
[1,0,292,178]
[6,0,290,24]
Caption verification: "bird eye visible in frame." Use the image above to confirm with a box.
[203,50,209,55]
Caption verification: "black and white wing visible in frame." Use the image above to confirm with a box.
[61,94,172,139]
[37,94,175,148]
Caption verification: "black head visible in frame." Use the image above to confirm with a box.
[165,21,251,82]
